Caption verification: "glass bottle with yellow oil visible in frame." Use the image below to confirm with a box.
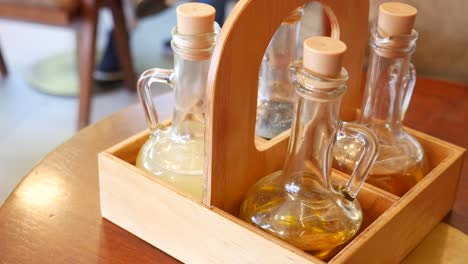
[136,3,218,201]
[240,36,379,260]
[334,3,428,196]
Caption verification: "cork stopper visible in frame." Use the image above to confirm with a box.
[175,3,216,60]
[378,2,417,37]
[303,36,347,78]
[176,3,215,35]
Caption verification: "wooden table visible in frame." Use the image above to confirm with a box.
[0,78,466,263]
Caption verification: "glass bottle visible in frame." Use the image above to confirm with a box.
[255,7,304,139]
[136,3,218,201]
[334,3,428,196]
[240,37,379,260]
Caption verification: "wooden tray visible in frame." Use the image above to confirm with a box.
[99,127,463,263]
[99,0,465,263]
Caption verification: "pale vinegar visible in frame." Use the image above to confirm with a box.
[136,123,204,201]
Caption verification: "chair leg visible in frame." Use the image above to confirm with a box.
[76,3,99,129]
[108,0,136,90]
[0,46,8,77]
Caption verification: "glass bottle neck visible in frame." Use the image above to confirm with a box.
[360,27,418,133]
[284,64,347,191]
[168,26,217,140]
[170,53,211,140]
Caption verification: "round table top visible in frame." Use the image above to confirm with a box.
[0,78,466,263]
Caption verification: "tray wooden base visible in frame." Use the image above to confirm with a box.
[99,127,464,263]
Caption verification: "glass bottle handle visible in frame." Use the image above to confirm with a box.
[336,122,380,200]
[401,63,416,119]
[137,68,174,130]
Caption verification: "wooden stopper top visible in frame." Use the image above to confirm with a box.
[378,2,417,37]
[176,3,216,35]
[303,36,347,78]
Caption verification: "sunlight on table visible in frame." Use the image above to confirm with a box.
[403,223,468,264]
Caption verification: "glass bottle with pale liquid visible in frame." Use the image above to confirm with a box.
[136,3,218,201]
[333,3,428,196]
[240,37,379,260]
[255,7,304,139]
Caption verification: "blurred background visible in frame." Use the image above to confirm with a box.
[0,0,466,204]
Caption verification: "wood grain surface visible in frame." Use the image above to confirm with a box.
[0,77,465,263]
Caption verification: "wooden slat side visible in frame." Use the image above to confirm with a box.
[330,148,464,264]
[211,208,324,263]
[254,136,269,146]
[255,128,290,151]
[406,127,465,154]
[98,152,320,264]
[407,127,457,168]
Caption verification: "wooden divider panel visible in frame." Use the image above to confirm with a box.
[205,0,369,214]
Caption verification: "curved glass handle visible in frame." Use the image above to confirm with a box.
[401,63,416,119]
[337,122,380,200]
[137,68,174,130]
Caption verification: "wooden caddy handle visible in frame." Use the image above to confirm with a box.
[204,0,369,214]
